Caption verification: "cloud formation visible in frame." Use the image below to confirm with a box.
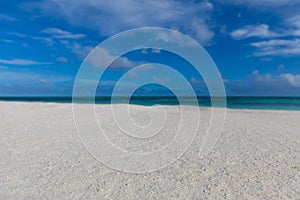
[248,70,300,89]
[230,24,280,40]
[87,47,142,69]
[226,70,300,96]
[42,28,85,39]
[29,0,214,44]
[0,14,18,21]
[220,0,300,10]
[0,59,50,65]
[226,0,300,57]
[249,39,300,56]
[56,57,68,63]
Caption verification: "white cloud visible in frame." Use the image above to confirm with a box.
[88,47,142,69]
[190,77,204,85]
[151,48,161,53]
[0,59,50,65]
[284,15,300,37]
[153,76,170,84]
[56,56,68,63]
[0,14,17,21]
[220,0,300,8]
[154,29,199,47]
[279,74,300,87]
[250,70,272,82]
[1,39,14,43]
[33,36,54,46]
[231,23,300,40]
[230,24,280,39]
[286,15,300,27]
[135,64,153,71]
[277,64,285,70]
[249,39,300,56]
[0,70,71,84]
[250,70,300,88]
[140,48,161,54]
[127,72,138,79]
[226,70,300,95]
[250,39,299,48]
[29,0,214,44]
[9,32,26,38]
[59,40,93,60]
[227,1,300,41]
[42,28,85,39]
[231,22,300,57]
[184,18,214,44]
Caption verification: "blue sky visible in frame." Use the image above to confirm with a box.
[0,0,300,96]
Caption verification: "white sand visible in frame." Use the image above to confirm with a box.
[0,102,299,199]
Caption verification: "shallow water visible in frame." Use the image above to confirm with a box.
[1,96,300,110]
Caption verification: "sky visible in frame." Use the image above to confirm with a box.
[0,0,300,96]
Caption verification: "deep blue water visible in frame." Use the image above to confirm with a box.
[0,96,300,110]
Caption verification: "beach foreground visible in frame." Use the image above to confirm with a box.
[0,102,299,199]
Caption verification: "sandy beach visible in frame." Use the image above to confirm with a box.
[0,102,299,199]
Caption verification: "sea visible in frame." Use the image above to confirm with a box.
[0,96,300,111]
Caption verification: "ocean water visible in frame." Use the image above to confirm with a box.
[0,96,300,111]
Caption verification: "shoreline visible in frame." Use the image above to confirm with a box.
[1,100,300,112]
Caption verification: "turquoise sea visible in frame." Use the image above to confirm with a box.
[1,96,300,111]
